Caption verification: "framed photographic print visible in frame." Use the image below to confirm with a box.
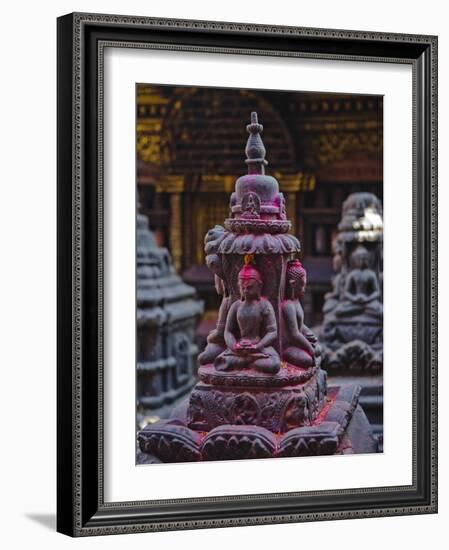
[57,12,438,536]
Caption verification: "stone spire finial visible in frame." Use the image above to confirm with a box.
[245,112,268,175]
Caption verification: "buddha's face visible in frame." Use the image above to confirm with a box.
[239,278,261,300]
[288,278,305,299]
[353,252,368,269]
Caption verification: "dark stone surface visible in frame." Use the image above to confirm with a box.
[138,419,202,462]
[198,363,316,387]
[137,384,375,462]
[278,422,341,457]
[329,374,383,448]
[201,425,277,461]
[187,368,327,432]
[343,404,378,454]
[136,201,203,419]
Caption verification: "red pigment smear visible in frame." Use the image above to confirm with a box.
[283,365,309,376]
[195,386,339,443]
[313,387,339,425]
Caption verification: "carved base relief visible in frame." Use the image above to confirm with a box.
[187,367,327,432]
[137,384,373,462]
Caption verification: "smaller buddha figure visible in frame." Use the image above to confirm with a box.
[334,245,382,319]
[214,263,281,374]
[198,275,230,365]
[279,193,287,220]
[241,192,261,219]
[281,260,315,368]
[322,250,345,314]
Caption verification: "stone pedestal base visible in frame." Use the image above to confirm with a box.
[319,315,383,374]
[137,383,377,462]
[188,365,327,433]
[329,374,383,450]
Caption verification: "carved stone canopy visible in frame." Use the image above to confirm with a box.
[225,113,296,239]
[338,192,383,243]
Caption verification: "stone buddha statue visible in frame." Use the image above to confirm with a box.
[214,263,281,374]
[281,259,316,368]
[334,245,382,319]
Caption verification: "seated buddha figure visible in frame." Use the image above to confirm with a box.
[214,263,281,374]
[198,275,230,365]
[281,260,315,368]
[334,245,382,320]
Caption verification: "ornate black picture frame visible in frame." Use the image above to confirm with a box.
[57,12,438,536]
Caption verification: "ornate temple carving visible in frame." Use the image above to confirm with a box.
[319,192,383,373]
[136,202,204,421]
[138,114,377,462]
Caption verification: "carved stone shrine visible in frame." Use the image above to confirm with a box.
[319,192,383,374]
[316,193,384,445]
[136,201,204,421]
[138,113,377,462]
